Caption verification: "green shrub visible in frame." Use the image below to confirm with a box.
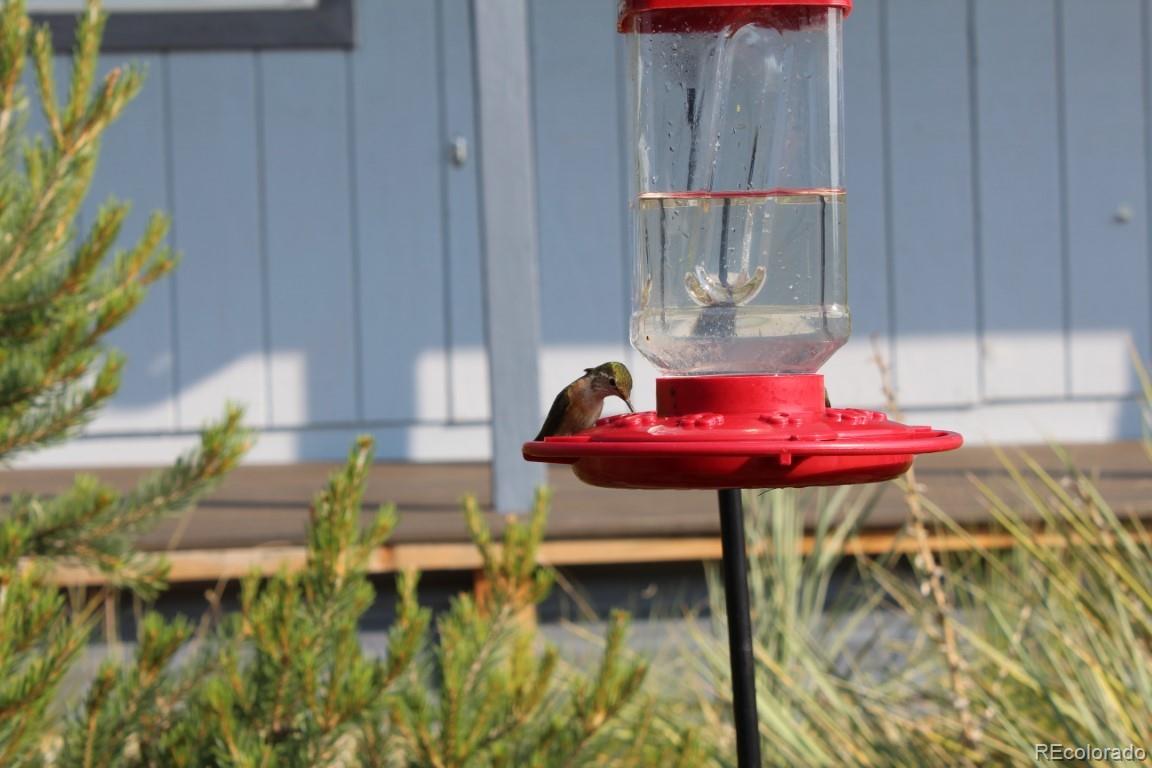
[48,439,702,767]
[0,1,250,763]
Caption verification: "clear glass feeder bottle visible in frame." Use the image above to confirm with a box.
[524,0,962,493]
[624,2,849,375]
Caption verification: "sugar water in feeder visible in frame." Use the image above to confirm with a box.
[628,5,849,376]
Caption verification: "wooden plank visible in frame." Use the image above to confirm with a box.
[441,0,490,422]
[822,0,890,408]
[8,442,1151,555]
[12,441,1150,504]
[86,53,177,432]
[885,0,980,407]
[973,0,1065,401]
[473,0,545,511]
[259,50,358,427]
[7,423,492,468]
[1063,0,1149,396]
[167,52,269,428]
[42,525,1152,586]
[42,538,726,585]
[352,0,449,423]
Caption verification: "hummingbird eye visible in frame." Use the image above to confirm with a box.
[608,377,617,387]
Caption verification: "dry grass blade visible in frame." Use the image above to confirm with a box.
[681,346,1152,765]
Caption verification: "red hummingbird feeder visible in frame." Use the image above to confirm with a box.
[523,0,960,487]
[523,2,962,765]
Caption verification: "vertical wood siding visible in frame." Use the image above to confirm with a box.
[822,0,892,406]
[440,0,489,423]
[1061,0,1150,397]
[973,0,1065,401]
[885,0,981,407]
[87,54,178,432]
[168,53,269,428]
[529,0,632,412]
[260,51,359,427]
[353,0,448,424]
[26,0,1152,466]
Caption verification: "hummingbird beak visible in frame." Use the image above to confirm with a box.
[623,397,635,413]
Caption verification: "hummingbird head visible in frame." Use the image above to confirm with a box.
[585,361,634,412]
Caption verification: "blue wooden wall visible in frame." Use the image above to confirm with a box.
[22,0,1152,467]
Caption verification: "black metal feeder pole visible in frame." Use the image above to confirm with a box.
[717,488,762,767]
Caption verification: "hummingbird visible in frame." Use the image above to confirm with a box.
[534,362,635,440]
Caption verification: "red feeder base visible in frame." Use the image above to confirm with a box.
[522,374,962,490]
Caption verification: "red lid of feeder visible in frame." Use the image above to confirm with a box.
[522,374,961,490]
[619,0,852,32]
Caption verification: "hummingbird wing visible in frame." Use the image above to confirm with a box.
[534,386,572,440]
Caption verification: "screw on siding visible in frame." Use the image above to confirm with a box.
[450,136,469,167]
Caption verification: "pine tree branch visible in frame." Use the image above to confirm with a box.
[0,569,105,765]
[0,352,120,461]
[8,407,251,596]
[0,6,259,760]
[0,2,26,157]
[0,51,142,286]
[63,0,103,140]
[59,612,194,768]
[0,202,128,325]
[31,26,61,146]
